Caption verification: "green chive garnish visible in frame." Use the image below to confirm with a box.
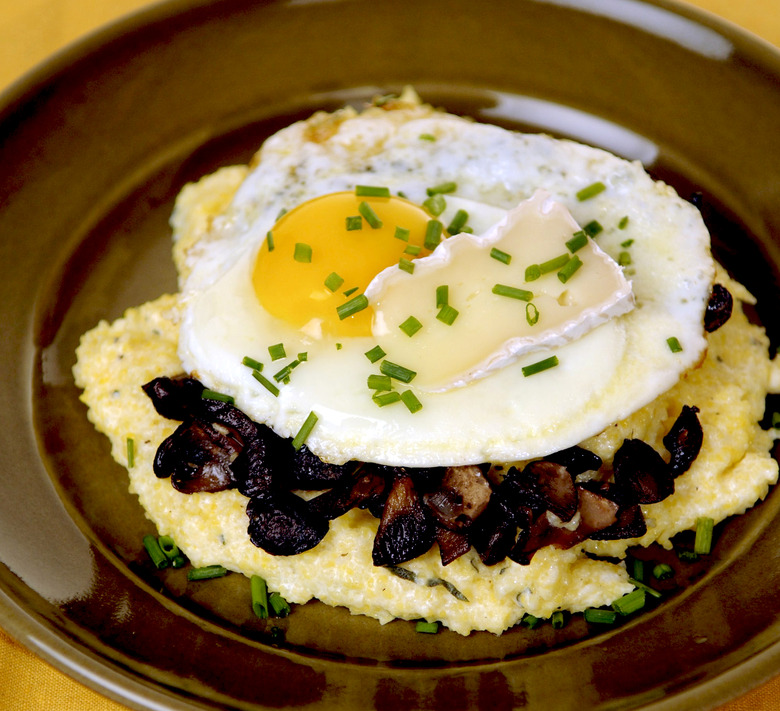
[629,578,663,600]
[446,209,469,235]
[557,255,583,283]
[772,412,780,429]
[653,563,674,580]
[404,244,422,256]
[337,294,369,320]
[426,181,457,196]
[539,253,570,274]
[187,565,228,581]
[667,336,683,353]
[521,613,543,629]
[399,258,415,274]
[629,557,645,582]
[576,181,606,201]
[566,231,588,253]
[242,356,264,371]
[436,284,449,308]
[522,355,559,377]
[276,207,288,221]
[436,304,459,325]
[358,201,383,228]
[292,411,318,450]
[158,535,180,562]
[394,226,410,241]
[273,359,301,383]
[618,215,630,229]
[418,133,436,142]
[368,374,393,391]
[373,391,402,407]
[694,516,715,555]
[618,251,632,266]
[526,302,539,326]
[251,575,269,619]
[268,343,286,360]
[365,345,386,363]
[343,286,359,297]
[335,343,343,350]
[355,185,391,198]
[551,611,566,629]
[252,369,280,397]
[399,316,423,337]
[269,592,291,617]
[584,220,603,237]
[294,242,312,263]
[345,215,363,231]
[401,390,423,413]
[678,549,699,562]
[611,589,646,616]
[525,264,542,282]
[298,352,308,361]
[425,219,444,249]
[490,247,512,265]
[266,230,275,252]
[584,608,617,624]
[324,272,345,292]
[126,437,135,468]
[202,389,235,404]
[492,284,533,301]
[621,238,634,248]
[143,535,168,569]
[423,194,446,217]
[415,620,439,634]
[380,360,417,383]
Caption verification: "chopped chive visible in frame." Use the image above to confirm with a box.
[373,390,402,407]
[618,251,632,266]
[584,608,617,624]
[611,589,646,616]
[566,231,588,253]
[158,535,180,562]
[424,219,444,249]
[576,181,606,201]
[380,360,417,383]
[525,264,541,282]
[367,374,393,391]
[273,359,301,383]
[539,253,570,274]
[358,201,383,228]
[242,356,264,371]
[399,316,423,337]
[490,247,512,265]
[298,352,308,362]
[397,191,408,198]
[404,244,422,256]
[419,133,436,142]
[618,215,630,229]
[415,621,439,634]
[335,343,343,350]
[294,242,312,263]
[355,185,391,198]
[292,411,318,450]
[423,194,446,217]
[143,535,168,569]
[252,369,280,397]
[694,516,715,555]
[324,272,345,292]
[268,343,286,360]
[551,611,567,629]
[401,389,423,413]
[522,355,559,377]
[772,411,780,429]
[620,238,634,248]
[276,207,288,221]
[266,230,275,252]
[187,565,228,581]
[526,302,539,326]
[446,209,469,234]
[394,226,410,242]
[345,215,363,231]
[492,284,534,301]
[269,592,291,617]
[337,294,369,320]
[251,575,269,619]
[202,389,235,404]
[365,345,386,363]
[436,304,459,325]
[677,549,699,562]
[426,181,457,196]
[398,257,415,274]
[629,578,663,600]
[557,255,583,283]
[343,286,359,297]
[584,220,604,237]
[521,613,543,629]
[126,437,135,468]
[629,557,645,582]
[436,284,449,308]
[653,563,674,580]
[667,336,683,353]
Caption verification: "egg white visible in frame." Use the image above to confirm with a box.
[178,108,714,466]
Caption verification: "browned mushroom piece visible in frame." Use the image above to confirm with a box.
[471,493,521,566]
[435,526,471,566]
[423,465,492,531]
[289,445,357,489]
[613,438,674,505]
[503,461,579,522]
[663,405,703,477]
[233,426,293,500]
[142,375,205,420]
[545,445,602,475]
[703,283,733,332]
[372,471,435,566]
[307,467,389,520]
[246,492,330,555]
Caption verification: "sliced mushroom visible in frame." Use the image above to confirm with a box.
[663,405,703,478]
[503,461,578,522]
[471,493,521,566]
[246,492,329,555]
[290,445,357,489]
[546,445,603,476]
[308,467,389,520]
[613,438,674,505]
[435,526,471,566]
[423,465,492,531]
[142,375,205,421]
[704,283,733,332]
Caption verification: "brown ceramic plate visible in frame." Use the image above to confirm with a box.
[2,0,780,708]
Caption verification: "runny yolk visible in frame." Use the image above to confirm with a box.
[253,191,434,338]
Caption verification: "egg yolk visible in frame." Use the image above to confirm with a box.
[253,191,435,338]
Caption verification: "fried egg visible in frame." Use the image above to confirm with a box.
[177,103,714,467]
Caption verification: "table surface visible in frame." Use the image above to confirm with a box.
[1,0,779,709]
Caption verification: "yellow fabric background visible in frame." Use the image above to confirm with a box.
[0,0,779,708]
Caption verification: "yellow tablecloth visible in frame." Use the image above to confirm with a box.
[1,0,779,708]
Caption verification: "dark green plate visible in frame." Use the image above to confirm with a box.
[2,0,780,708]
